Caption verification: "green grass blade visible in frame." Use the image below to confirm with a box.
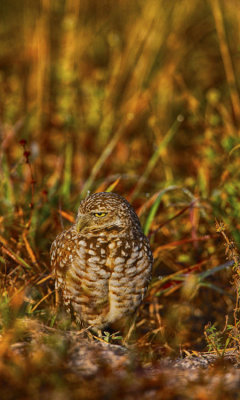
[144,185,179,235]
[61,141,73,201]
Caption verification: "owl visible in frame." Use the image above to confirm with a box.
[50,192,153,331]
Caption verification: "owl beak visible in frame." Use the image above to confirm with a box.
[75,215,89,232]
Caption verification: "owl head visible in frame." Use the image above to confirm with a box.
[74,192,141,234]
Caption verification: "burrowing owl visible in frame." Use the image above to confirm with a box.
[50,192,153,330]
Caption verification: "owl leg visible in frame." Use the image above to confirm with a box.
[87,327,103,339]
[55,281,61,307]
[88,328,123,345]
[55,289,60,308]
[76,325,104,342]
[85,329,97,341]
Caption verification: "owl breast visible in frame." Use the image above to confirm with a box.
[107,234,152,324]
[51,227,152,329]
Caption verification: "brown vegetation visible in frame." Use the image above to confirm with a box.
[1,0,240,398]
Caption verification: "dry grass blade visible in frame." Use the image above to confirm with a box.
[22,232,39,268]
[2,245,32,270]
[229,144,240,157]
[36,274,53,285]
[149,200,197,238]
[130,116,183,200]
[105,177,121,193]
[0,235,8,246]
[80,123,128,198]
[58,210,75,223]
[209,0,240,124]
[150,261,206,291]
[137,192,162,217]
[153,235,212,257]
[30,290,55,313]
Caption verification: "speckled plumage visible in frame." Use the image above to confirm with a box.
[50,192,153,329]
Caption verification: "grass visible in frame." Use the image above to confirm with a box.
[1,0,240,398]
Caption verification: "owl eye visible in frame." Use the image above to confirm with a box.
[93,212,107,217]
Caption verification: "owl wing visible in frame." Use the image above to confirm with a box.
[51,229,111,327]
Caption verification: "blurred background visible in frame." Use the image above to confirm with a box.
[1,0,240,352]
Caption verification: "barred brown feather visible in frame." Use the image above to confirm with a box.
[50,192,153,329]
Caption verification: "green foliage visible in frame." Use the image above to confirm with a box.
[204,323,223,354]
[102,331,123,343]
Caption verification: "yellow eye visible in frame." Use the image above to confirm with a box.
[94,212,107,217]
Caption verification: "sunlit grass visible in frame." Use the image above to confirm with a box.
[1,0,240,398]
